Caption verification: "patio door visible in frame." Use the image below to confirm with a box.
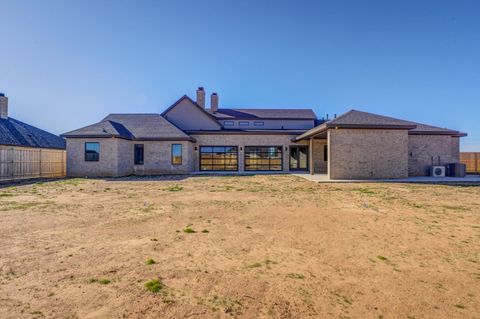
[290,146,309,171]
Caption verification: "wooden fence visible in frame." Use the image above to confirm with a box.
[0,146,66,182]
[460,152,480,174]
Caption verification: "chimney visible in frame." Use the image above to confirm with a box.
[210,92,218,112]
[0,93,8,119]
[196,87,205,108]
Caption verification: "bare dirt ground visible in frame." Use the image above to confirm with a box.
[0,175,479,319]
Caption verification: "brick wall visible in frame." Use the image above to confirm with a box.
[132,141,194,175]
[408,135,458,176]
[66,138,194,177]
[66,138,120,177]
[328,129,409,179]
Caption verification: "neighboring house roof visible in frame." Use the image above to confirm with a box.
[62,114,195,142]
[0,117,66,149]
[210,108,317,120]
[293,110,467,141]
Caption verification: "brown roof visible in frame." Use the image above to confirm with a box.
[62,114,195,141]
[210,108,317,120]
[293,109,467,141]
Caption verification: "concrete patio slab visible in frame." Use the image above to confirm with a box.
[293,173,480,184]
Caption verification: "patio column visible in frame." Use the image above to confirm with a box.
[309,137,314,175]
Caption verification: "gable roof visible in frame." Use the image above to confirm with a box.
[0,117,66,149]
[210,108,317,120]
[161,95,222,128]
[293,109,467,141]
[62,114,195,141]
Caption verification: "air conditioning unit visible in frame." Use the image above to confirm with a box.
[430,166,446,177]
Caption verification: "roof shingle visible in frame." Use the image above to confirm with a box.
[210,108,317,120]
[0,117,66,149]
[62,114,194,141]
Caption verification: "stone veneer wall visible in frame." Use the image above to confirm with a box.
[328,129,409,179]
[408,135,458,176]
[189,134,326,173]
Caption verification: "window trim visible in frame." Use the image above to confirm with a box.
[84,142,100,162]
[171,144,182,165]
[244,145,283,171]
[134,144,144,165]
[238,121,249,126]
[199,146,239,171]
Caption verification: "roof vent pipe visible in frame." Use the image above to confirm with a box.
[196,87,205,108]
[0,93,8,119]
[210,93,218,112]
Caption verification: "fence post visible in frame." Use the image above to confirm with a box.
[476,153,478,174]
[39,149,42,178]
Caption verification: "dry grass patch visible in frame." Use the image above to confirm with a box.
[0,175,479,318]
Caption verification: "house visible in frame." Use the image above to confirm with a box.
[61,87,466,179]
[0,93,66,181]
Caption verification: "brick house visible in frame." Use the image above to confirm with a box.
[62,88,466,179]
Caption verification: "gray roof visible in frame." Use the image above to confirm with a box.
[329,110,417,128]
[62,114,195,141]
[293,110,466,141]
[0,117,66,149]
[210,108,317,120]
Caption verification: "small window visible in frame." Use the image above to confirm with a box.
[224,121,234,126]
[172,144,182,165]
[323,145,328,162]
[253,121,264,126]
[134,144,144,165]
[239,121,249,126]
[85,142,99,161]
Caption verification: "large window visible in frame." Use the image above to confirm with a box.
[85,142,99,161]
[245,146,282,171]
[324,145,328,162]
[172,144,182,165]
[200,146,238,171]
[134,144,144,165]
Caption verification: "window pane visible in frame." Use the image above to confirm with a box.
[134,144,144,165]
[244,146,283,171]
[200,146,238,171]
[172,144,182,165]
[85,142,100,161]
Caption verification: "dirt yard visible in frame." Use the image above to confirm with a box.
[0,175,479,319]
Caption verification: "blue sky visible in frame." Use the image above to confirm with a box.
[1,0,479,150]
